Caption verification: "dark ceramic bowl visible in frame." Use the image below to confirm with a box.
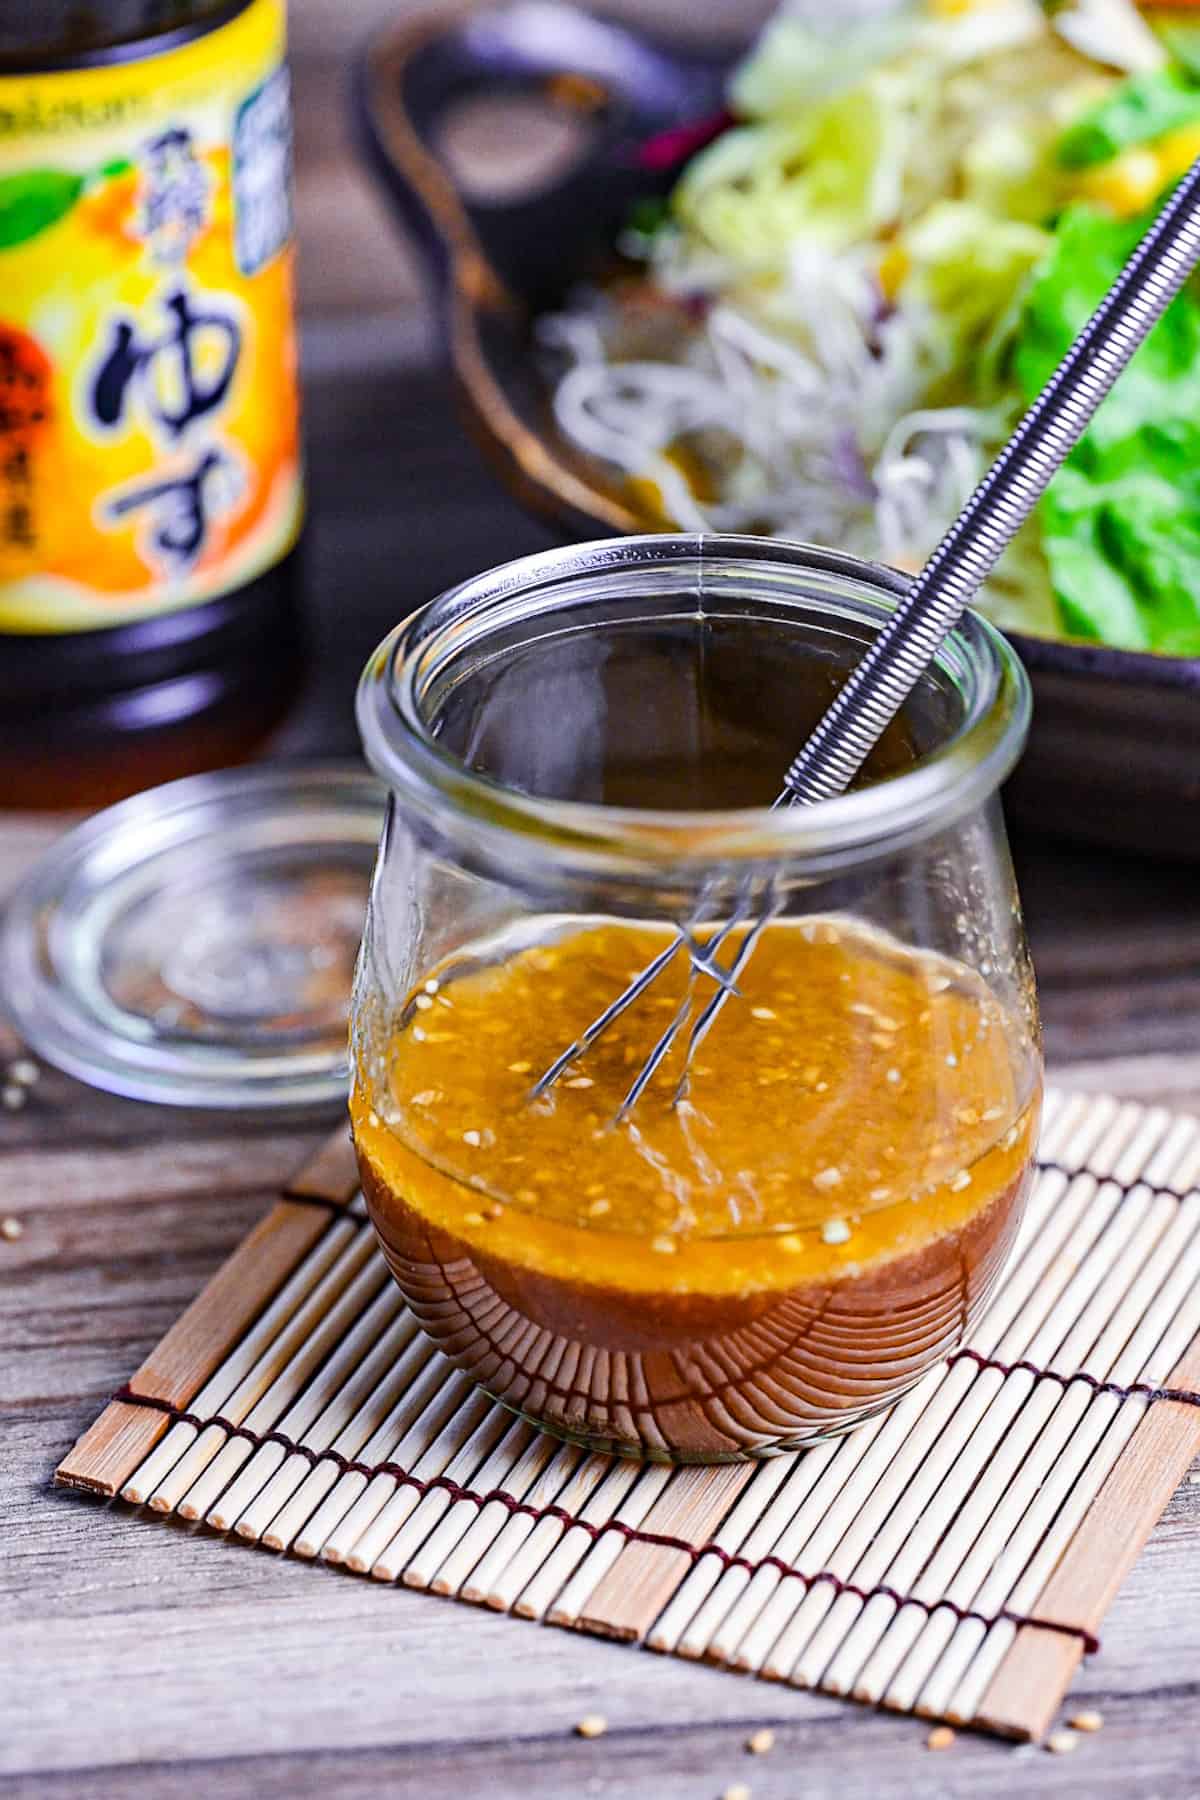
[356,3,1200,859]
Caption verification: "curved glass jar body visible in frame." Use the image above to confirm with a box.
[352,536,1042,1462]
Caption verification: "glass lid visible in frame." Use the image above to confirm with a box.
[0,762,385,1110]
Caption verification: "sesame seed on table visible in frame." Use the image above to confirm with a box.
[2,3,1200,1795]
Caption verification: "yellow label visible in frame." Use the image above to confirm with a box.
[0,0,303,633]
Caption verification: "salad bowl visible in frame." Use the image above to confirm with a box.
[356,2,1200,859]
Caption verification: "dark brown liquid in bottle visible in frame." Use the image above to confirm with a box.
[0,558,303,809]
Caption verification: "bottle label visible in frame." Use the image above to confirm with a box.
[0,0,303,634]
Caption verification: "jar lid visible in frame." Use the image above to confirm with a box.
[0,763,385,1111]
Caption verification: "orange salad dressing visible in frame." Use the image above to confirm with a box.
[352,916,1040,1458]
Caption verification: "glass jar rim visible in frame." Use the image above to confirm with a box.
[356,534,1032,876]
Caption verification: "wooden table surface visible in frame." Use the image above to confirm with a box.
[3,4,1200,1795]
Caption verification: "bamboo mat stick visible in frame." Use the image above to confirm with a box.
[485,1453,641,1616]
[942,1144,1200,1720]
[693,1414,895,1665]
[952,1375,1200,1731]
[906,1196,1196,1665]
[581,1463,757,1641]
[227,1306,419,1541]
[667,1468,840,1661]
[386,1411,536,1586]
[761,1115,1184,1686]
[796,1160,1185,1694]
[332,1373,483,1570]
[183,1281,406,1526]
[897,1187,1200,1716]
[257,1325,433,1552]
[544,1464,676,1627]
[286,1338,444,1557]
[119,1215,364,1506]
[883,1201,1200,1719]
[453,1442,586,1603]
[146,1241,385,1514]
[968,1332,1200,1738]
[945,1209,1200,1727]
[229,1310,419,1539]
[824,1185,1186,1703]
[646,1457,797,1654]
[285,1128,360,1204]
[712,1102,1162,1674]
[402,1422,557,1592]
[835,1231,1187,1694]
[300,1353,474,1555]
[417,1428,571,1596]
[55,1201,339,1498]
[368,1403,523,1582]
[343,1383,497,1573]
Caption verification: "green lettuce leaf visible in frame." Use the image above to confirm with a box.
[1057,66,1200,168]
[1013,199,1200,654]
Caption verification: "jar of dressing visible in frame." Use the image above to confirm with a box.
[351,535,1042,1461]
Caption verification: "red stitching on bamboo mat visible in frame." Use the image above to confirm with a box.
[949,1348,1200,1407]
[111,1383,1099,1653]
[1034,1160,1197,1205]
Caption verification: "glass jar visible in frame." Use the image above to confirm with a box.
[352,535,1042,1463]
[0,0,304,808]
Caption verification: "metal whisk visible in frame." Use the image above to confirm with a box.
[536,155,1200,1118]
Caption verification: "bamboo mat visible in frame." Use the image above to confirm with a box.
[57,1086,1200,1741]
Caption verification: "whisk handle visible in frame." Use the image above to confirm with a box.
[781,156,1200,806]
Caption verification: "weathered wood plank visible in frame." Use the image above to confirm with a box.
[2,1696,1196,1800]
[0,1136,324,1215]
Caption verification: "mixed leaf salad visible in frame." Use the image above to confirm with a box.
[542,0,1200,653]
